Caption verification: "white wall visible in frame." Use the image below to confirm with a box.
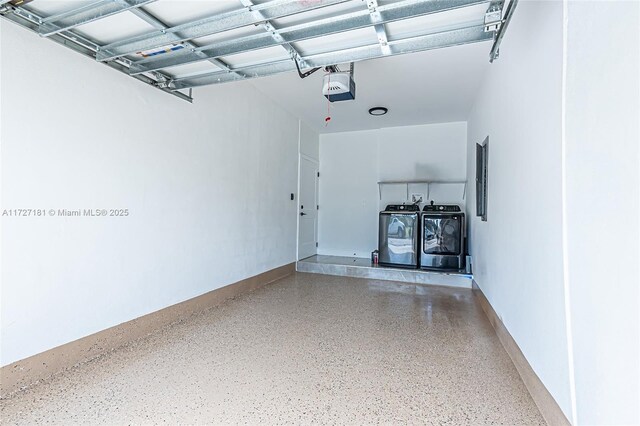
[467,1,640,424]
[319,122,466,257]
[0,22,299,366]
[299,121,319,162]
[465,0,573,419]
[564,1,640,424]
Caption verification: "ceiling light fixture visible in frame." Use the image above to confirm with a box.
[368,107,388,116]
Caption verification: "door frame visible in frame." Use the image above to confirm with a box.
[297,153,319,260]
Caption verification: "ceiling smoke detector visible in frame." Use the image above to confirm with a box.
[368,107,388,116]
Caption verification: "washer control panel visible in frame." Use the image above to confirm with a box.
[385,204,420,212]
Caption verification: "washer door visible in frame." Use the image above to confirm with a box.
[379,213,419,266]
[423,215,462,255]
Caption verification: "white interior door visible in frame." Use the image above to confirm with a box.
[298,156,318,260]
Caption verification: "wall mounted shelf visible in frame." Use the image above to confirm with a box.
[377,180,467,200]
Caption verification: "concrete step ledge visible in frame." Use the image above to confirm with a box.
[297,255,472,289]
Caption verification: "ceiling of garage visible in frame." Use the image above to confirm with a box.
[250,41,490,133]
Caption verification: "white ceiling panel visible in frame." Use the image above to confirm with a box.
[293,26,378,57]
[191,25,265,46]
[72,11,155,45]
[221,45,291,68]
[162,60,222,78]
[143,0,242,27]
[21,0,80,17]
[270,0,365,28]
[385,3,488,40]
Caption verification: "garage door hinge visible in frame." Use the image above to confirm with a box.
[317,172,320,177]
[316,242,318,247]
[317,205,319,210]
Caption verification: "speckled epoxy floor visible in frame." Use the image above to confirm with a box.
[1,273,545,425]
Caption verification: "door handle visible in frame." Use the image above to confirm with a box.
[300,212,307,216]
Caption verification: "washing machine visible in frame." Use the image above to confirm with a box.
[420,204,466,270]
[378,204,420,268]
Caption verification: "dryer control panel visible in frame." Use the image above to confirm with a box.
[423,205,461,212]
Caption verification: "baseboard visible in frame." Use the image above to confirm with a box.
[0,262,295,398]
[472,280,571,426]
